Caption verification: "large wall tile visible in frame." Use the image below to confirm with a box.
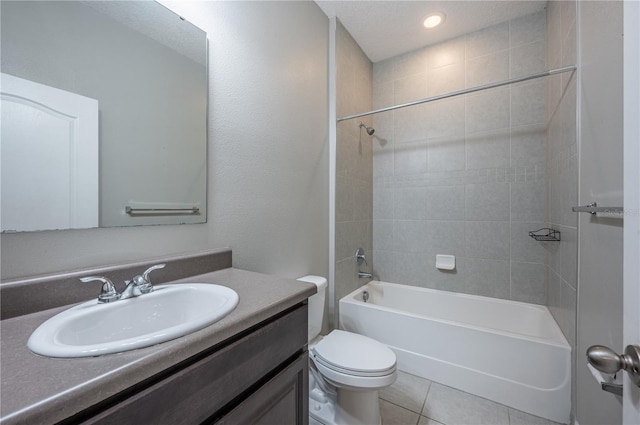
[393,220,427,253]
[511,261,547,304]
[427,135,466,172]
[511,80,546,127]
[465,221,510,260]
[465,183,510,221]
[464,258,510,299]
[511,124,546,167]
[374,184,394,219]
[373,250,396,281]
[369,11,551,306]
[466,128,510,169]
[389,251,430,287]
[394,105,428,143]
[424,220,466,258]
[560,225,577,289]
[373,146,394,177]
[428,259,466,293]
[466,50,509,87]
[559,279,576,346]
[510,40,546,78]
[373,219,393,251]
[335,20,373,322]
[511,221,548,263]
[394,73,428,104]
[394,141,428,175]
[394,187,427,220]
[547,267,562,313]
[511,180,546,222]
[465,21,510,59]
[335,256,361,301]
[394,48,429,80]
[510,10,546,47]
[427,98,465,139]
[545,4,577,418]
[373,58,394,86]
[466,88,510,134]
[373,80,393,109]
[426,36,465,69]
[425,185,465,220]
[427,62,465,97]
[561,19,577,70]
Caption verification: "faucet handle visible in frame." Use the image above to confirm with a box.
[80,276,121,303]
[142,263,165,283]
[355,248,368,266]
[130,263,166,293]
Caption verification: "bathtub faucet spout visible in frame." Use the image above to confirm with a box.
[358,272,373,279]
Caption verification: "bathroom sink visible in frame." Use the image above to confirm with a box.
[27,283,239,358]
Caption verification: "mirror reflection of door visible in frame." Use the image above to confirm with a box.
[1,73,99,232]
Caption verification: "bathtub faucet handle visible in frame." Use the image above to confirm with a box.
[356,248,368,266]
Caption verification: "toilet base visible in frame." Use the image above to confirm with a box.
[309,372,382,425]
[309,394,336,425]
[336,388,381,425]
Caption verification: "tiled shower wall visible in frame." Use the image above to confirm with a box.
[372,11,549,303]
[335,20,373,324]
[546,0,578,415]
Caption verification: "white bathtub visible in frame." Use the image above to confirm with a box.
[339,281,571,424]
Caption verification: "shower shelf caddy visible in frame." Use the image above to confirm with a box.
[529,228,561,242]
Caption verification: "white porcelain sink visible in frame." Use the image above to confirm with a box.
[28,283,239,358]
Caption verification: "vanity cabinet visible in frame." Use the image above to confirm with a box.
[75,304,309,425]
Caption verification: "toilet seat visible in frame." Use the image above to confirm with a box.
[310,330,396,389]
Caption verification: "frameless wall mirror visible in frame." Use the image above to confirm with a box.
[0,1,207,232]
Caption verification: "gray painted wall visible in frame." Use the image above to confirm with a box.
[1,1,329,282]
[576,1,624,423]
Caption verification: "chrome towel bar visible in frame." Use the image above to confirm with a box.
[125,206,200,214]
[572,203,623,216]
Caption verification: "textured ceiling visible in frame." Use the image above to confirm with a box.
[315,1,547,63]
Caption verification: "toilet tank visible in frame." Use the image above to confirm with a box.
[296,275,327,342]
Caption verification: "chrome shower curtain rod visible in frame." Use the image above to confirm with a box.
[337,65,577,122]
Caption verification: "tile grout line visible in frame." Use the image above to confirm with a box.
[378,397,422,422]
[419,380,434,423]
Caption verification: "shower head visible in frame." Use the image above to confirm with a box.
[359,122,375,136]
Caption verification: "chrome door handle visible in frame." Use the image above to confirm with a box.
[587,344,640,388]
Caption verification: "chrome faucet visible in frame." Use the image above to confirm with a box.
[81,263,166,303]
[358,272,373,279]
[121,264,165,299]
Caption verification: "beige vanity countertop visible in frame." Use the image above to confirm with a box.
[0,268,316,425]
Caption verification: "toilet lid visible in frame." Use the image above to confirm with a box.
[311,330,396,376]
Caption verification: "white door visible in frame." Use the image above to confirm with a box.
[577,2,625,423]
[1,73,99,232]
[623,1,640,423]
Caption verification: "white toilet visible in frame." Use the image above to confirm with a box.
[298,275,397,425]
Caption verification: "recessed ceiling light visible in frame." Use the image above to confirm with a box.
[423,12,445,29]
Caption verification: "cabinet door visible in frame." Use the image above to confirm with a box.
[79,306,307,425]
[215,353,308,425]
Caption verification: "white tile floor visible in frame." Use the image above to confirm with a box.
[378,371,567,425]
